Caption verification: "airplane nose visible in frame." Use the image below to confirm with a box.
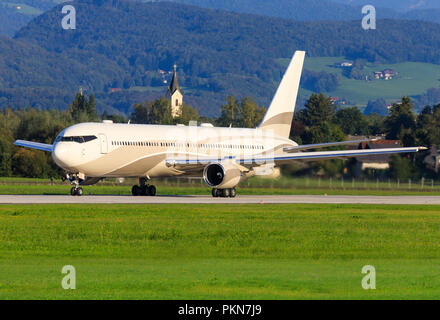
[52,143,74,169]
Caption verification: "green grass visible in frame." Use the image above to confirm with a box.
[127,86,166,93]
[279,56,440,108]
[2,184,440,196]
[332,61,440,107]
[1,204,440,299]
[2,2,43,15]
[1,176,440,196]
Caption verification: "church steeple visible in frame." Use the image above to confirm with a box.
[168,64,183,118]
[168,64,181,95]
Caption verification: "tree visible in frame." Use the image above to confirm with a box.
[289,120,305,144]
[68,92,99,122]
[11,148,53,178]
[302,70,341,92]
[303,122,345,144]
[175,103,199,124]
[343,59,367,80]
[0,108,18,176]
[297,93,336,127]
[130,97,173,125]
[334,107,369,135]
[101,110,127,123]
[131,103,150,124]
[389,154,415,180]
[293,94,345,177]
[239,97,257,128]
[148,97,174,125]
[364,98,388,116]
[254,104,267,127]
[217,96,266,128]
[413,88,440,112]
[87,94,98,119]
[296,93,343,144]
[218,95,240,127]
[0,133,12,176]
[15,108,69,144]
[385,96,416,146]
[416,104,440,148]
[364,112,386,135]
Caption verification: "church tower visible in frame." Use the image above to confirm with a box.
[168,64,183,118]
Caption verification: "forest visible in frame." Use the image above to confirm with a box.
[2,0,440,39]
[2,91,440,182]
[152,0,440,23]
[1,0,440,116]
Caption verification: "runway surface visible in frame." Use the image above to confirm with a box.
[1,194,440,204]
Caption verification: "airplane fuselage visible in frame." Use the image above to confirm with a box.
[52,121,297,178]
[14,51,424,197]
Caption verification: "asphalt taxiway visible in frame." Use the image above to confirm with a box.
[1,195,440,204]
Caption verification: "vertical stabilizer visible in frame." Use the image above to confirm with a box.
[258,51,305,137]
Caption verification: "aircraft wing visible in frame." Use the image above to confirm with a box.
[283,138,380,152]
[14,140,53,152]
[166,147,425,167]
[240,147,425,165]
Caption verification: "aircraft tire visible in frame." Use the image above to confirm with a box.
[132,185,142,196]
[230,188,236,198]
[148,185,156,196]
[141,185,149,196]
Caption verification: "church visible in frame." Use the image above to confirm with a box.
[167,65,183,118]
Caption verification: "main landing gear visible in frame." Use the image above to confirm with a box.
[212,187,237,198]
[132,177,157,196]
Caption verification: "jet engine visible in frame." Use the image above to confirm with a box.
[203,162,242,189]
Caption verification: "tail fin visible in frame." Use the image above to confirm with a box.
[258,51,305,138]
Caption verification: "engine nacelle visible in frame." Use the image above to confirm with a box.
[203,162,242,189]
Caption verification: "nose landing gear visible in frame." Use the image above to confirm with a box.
[65,173,84,196]
[70,186,83,196]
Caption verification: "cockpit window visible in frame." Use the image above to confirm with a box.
[83,136,98,142]
[59,136,97,143]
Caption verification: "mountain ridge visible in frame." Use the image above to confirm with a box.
[1,0,439,38]
[2,0,440,116]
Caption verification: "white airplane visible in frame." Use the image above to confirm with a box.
[14,51,425,197]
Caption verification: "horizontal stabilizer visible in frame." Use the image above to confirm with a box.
[283,138,380,153]
[14,140,53,152]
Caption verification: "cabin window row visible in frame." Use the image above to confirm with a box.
[111,141,264,150]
